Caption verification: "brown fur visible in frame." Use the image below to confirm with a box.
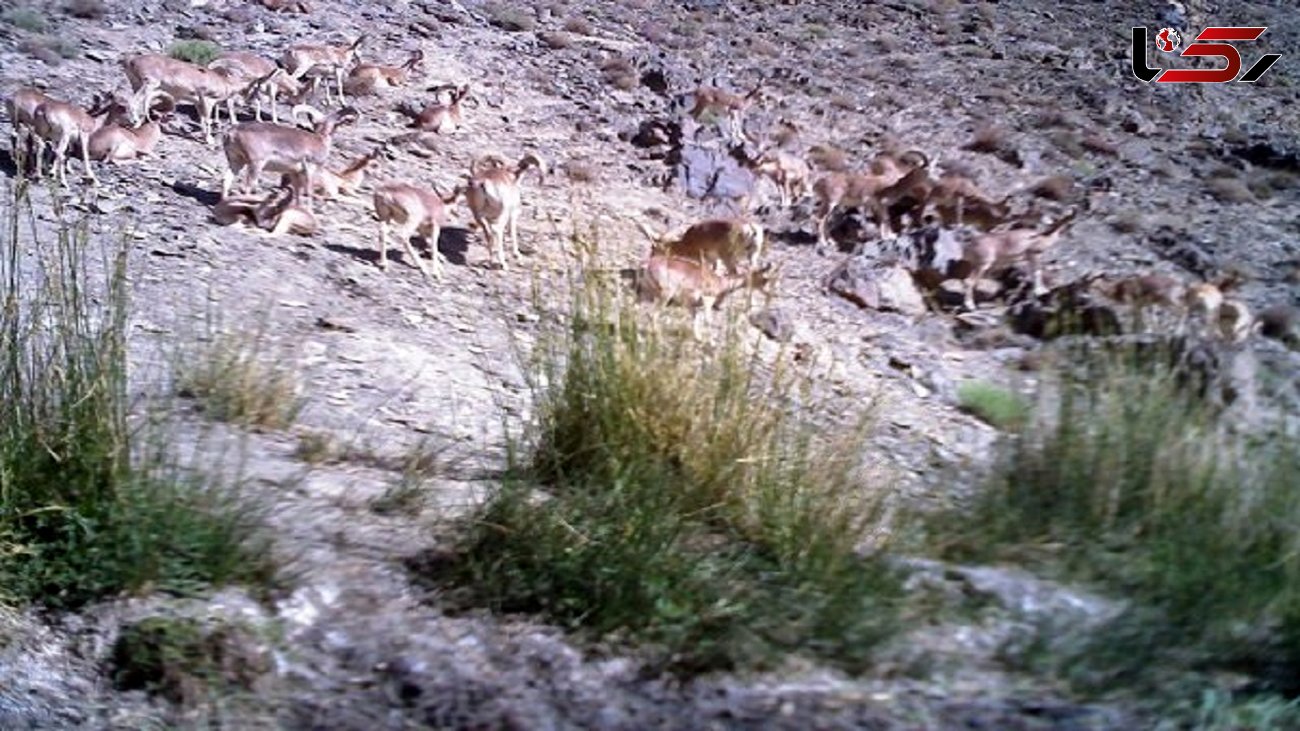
[811,150,927,253]
[372,181,459,280]
[640,218,765,276]
[688,81,763,144]
[463,153,545,270]
[958,208,1078,310]
[637,255,776,339]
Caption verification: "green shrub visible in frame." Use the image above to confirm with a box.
[0,182,276,609]
[169,40,222,65]
[957,381,1030,430]
[109,616,270,705]
[2,7,48,32]
[930,346,1300,698]
[426,237,901,674]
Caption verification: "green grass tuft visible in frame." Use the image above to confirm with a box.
[930,345,1300,699]
[957,381,1030,430]
[426,239,901,674]
[0,182,276,609]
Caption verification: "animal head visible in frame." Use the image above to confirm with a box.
[517,152,547,183]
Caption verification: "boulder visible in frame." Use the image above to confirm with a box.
[828,261,927,315]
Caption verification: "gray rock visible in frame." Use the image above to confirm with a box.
[828,262,927,316]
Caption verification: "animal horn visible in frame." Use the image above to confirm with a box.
[635,219,664,245]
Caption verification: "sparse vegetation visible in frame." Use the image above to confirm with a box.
[174,321,303,431]
[600,56,637,90]
[563,158,597,183]
[2,6,48,32]
[294,430,336,464]
[1206,177,1255,203]
[1081,134,1119,157]
[169,39,222,65]
[428,247,901,674]
[109,616,270,706]
[1109,210,1144,234]
[483,3,535,32]
[930,348,1300,701]
[0,183,276,610]
[537,30,572,49]
[64,0,106,19]
[1030,174,1075,201]
[957,381,1029,431]
[561,16,591,35]
[369,473,426,516]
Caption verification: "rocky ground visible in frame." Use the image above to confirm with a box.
[2,0,1299,728]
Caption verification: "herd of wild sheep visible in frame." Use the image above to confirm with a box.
[3,28,1295,345]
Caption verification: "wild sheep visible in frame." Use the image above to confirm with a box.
[637,255,776,340]
[638,218,765,276]
[958,207,1078,311]
[220,105,359,211]
[462,152,546,270]
[811,149,928,254]
[371,180,461,280]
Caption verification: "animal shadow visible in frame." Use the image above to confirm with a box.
[325,224,472,269]
[171,181,222,207]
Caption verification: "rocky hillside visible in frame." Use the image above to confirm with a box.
[2,0,1299,728]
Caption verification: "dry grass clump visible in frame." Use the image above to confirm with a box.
[1206,177,1255,203]
[537,30,572,49]
[63,0,106,19]
[1030,175,1075,201]
[483,3,535,32]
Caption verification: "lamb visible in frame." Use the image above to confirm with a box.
[923,174,1011,231]
[462,152,546,270]
[396,83,475,135]
[371,181,461,281]
[29,94,121,185]
[258,184,319,236]
[6,86,57,169]
[208,52,302,123]
[1217,298,1254,343]
[1184,282,1225,338]
[1098,272,1187,332]
[280,147,384,201]
[220,105,359,211]
[344,50,425,96]
[867,154,942,239]
[636,255,776,340]
[687,80,763,144]
[735,146,810,207]
[811,149,928,254]
[638,218,765,276]
[210,185,316,236]
[958,207,1079,311]
[87,113,166,163]
[281,36,366,106]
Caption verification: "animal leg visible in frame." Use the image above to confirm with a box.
[509,206,522,262]
[77,131,97,185]
[399,223,436,281]
[377,220,391,270]
[53,134,71,186]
